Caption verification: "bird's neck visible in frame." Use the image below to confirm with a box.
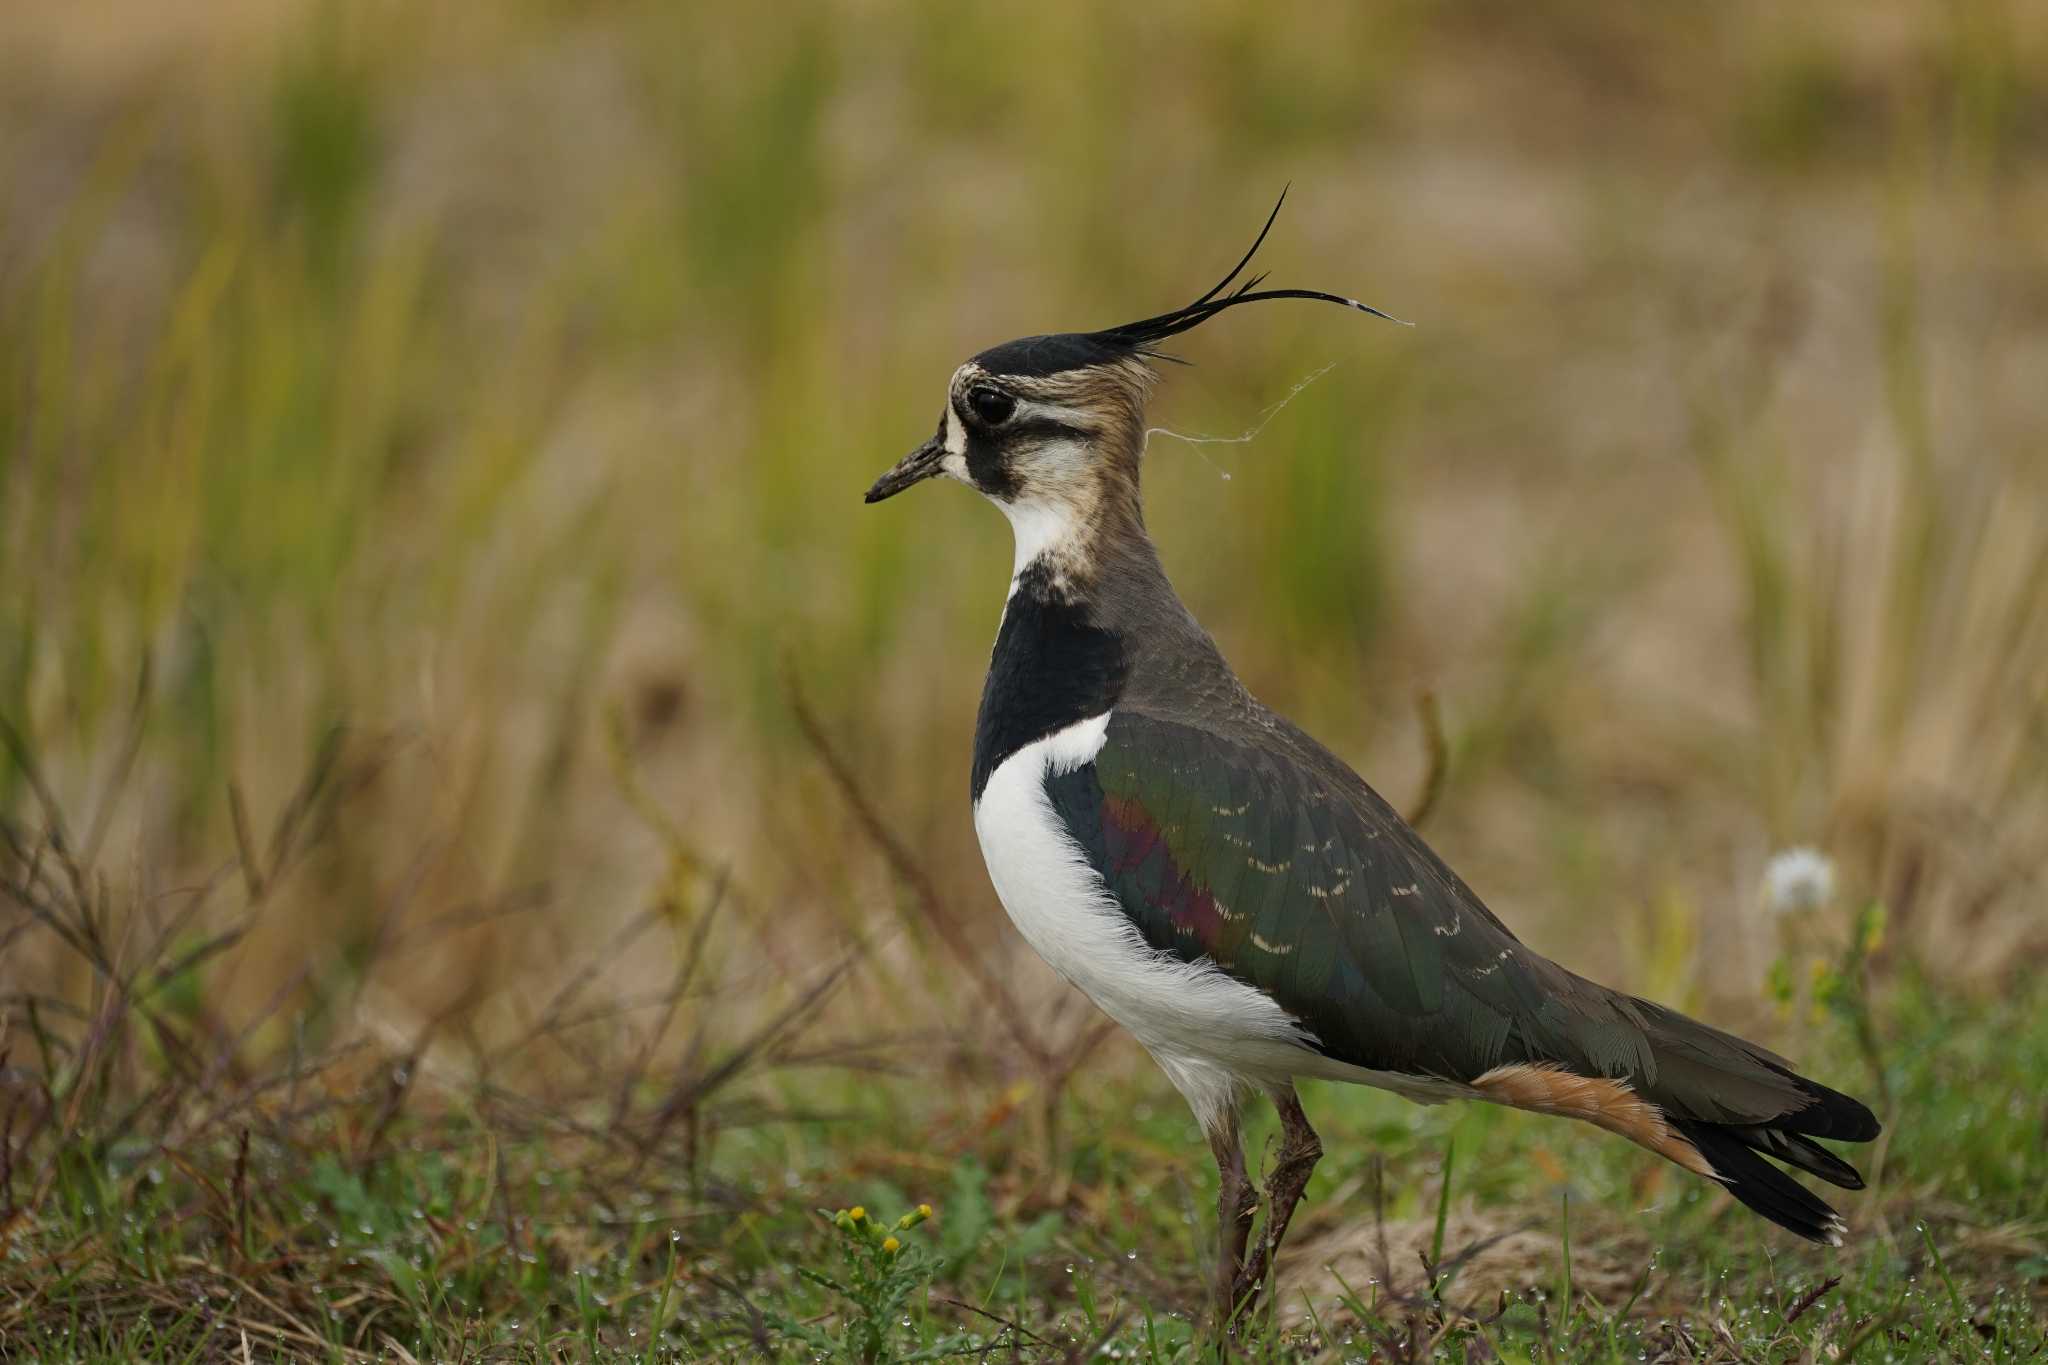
[970,493,1241,804]
[992,472,1134,596]
[970,557,1128,804]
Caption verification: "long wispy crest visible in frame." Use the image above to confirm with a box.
[1089,186,1409,358]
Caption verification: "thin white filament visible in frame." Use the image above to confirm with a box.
[1143,361,1339,482]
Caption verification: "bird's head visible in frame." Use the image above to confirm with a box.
[864,192,1403,579]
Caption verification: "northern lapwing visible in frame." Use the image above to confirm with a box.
[865,196,1879,1323]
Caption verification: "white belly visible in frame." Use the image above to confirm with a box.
[971,712,1321,1131]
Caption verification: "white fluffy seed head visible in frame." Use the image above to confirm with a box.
[1762,846,1836,917]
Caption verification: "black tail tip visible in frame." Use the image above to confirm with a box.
[1676,1120,1855,1246]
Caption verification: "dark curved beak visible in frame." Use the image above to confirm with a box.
[864,434,945,504]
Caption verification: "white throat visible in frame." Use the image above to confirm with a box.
[999,497,1083,585]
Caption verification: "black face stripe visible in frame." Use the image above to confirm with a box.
[963,425,1019,500]
[970,563,1129,803]
[953,398,1091,500]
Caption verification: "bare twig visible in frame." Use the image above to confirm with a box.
[262,723,346,886]
[146,922,251,992]
[494,899,672,1067]
[79,655,153,871]
[379,882,552,954]
[0,1057,16,1216]
[1404,690,1450,829]
[137,857,241,977]
[700,1271,773,1354]
[786,671,1048,1066]
[653,946,861,1135]
[232,1127,251,1261]
[1783,1274,1840,1325]
[614,868,731,1129]
[0,713,85,907]
[934,1294,1054,1348]
[226,783,265,903]
[1061,1309,1131,1365]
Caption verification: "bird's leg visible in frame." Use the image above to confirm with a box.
[1207,1114,1258,1327]
[1233,1086,1323,1314]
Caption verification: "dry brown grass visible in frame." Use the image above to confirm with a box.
[3,0,2042,1103]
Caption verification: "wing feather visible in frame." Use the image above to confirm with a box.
[1041,710,1842,1129]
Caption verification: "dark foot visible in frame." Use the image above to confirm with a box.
[1208,1117,1258,1328]
[1230,1087,1323,1321]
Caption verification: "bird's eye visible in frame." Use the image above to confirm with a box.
[967,386,1016,425]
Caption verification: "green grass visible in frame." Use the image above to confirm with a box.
[3,961,2044,1360]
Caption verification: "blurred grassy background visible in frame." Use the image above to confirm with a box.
[3,0,2046,1310]
[5,1,2048,1355]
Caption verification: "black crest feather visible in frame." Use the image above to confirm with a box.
[972,188,1404,379]
[1088,186,1407,354]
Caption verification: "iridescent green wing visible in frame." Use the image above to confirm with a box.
[1044,711,1647,1085]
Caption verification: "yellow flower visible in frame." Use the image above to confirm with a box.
[917,1203,933,1218]
[882,1236,900,1254]
[849,1206,865,1222]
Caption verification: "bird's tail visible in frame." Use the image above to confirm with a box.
[1473,993,1880,1246]
[1636,996,1879,1244]
[1666,1116,1864,1245]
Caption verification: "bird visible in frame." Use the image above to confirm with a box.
[863,193,1879,1325]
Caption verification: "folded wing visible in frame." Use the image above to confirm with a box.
[1043,708,1877,1242]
